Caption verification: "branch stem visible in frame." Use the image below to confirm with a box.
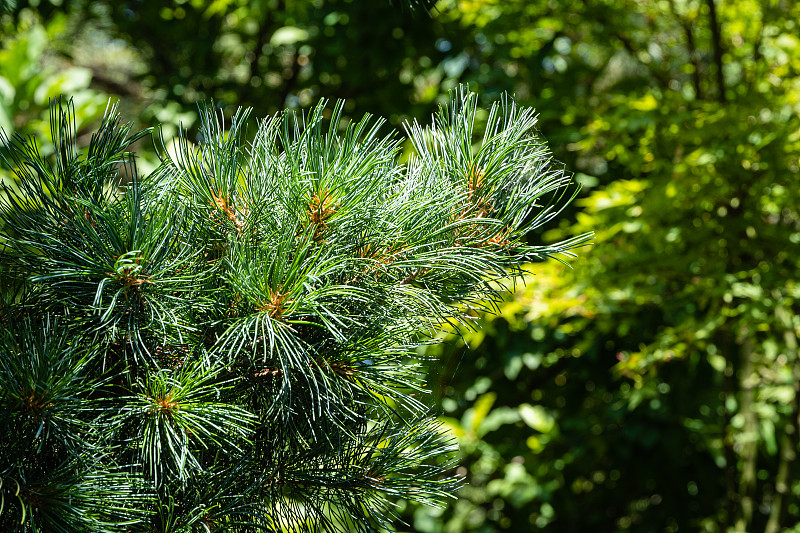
[706,0,726,102]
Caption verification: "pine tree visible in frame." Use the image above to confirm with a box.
[0,88,589,532]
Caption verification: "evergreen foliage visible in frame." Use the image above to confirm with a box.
[0,89,587,532]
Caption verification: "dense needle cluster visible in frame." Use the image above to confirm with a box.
[0,88,588,532]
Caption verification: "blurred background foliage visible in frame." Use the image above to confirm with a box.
[2,0,799,531]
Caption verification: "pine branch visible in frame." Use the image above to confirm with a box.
[0,88,588,531]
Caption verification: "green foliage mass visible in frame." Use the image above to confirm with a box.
[2,0,799,531]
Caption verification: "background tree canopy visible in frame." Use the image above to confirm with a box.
[2,0,799,532]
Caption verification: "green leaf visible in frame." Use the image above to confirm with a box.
[270,26,310,46]
[33,67,93,105]
[518,403,554,433]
